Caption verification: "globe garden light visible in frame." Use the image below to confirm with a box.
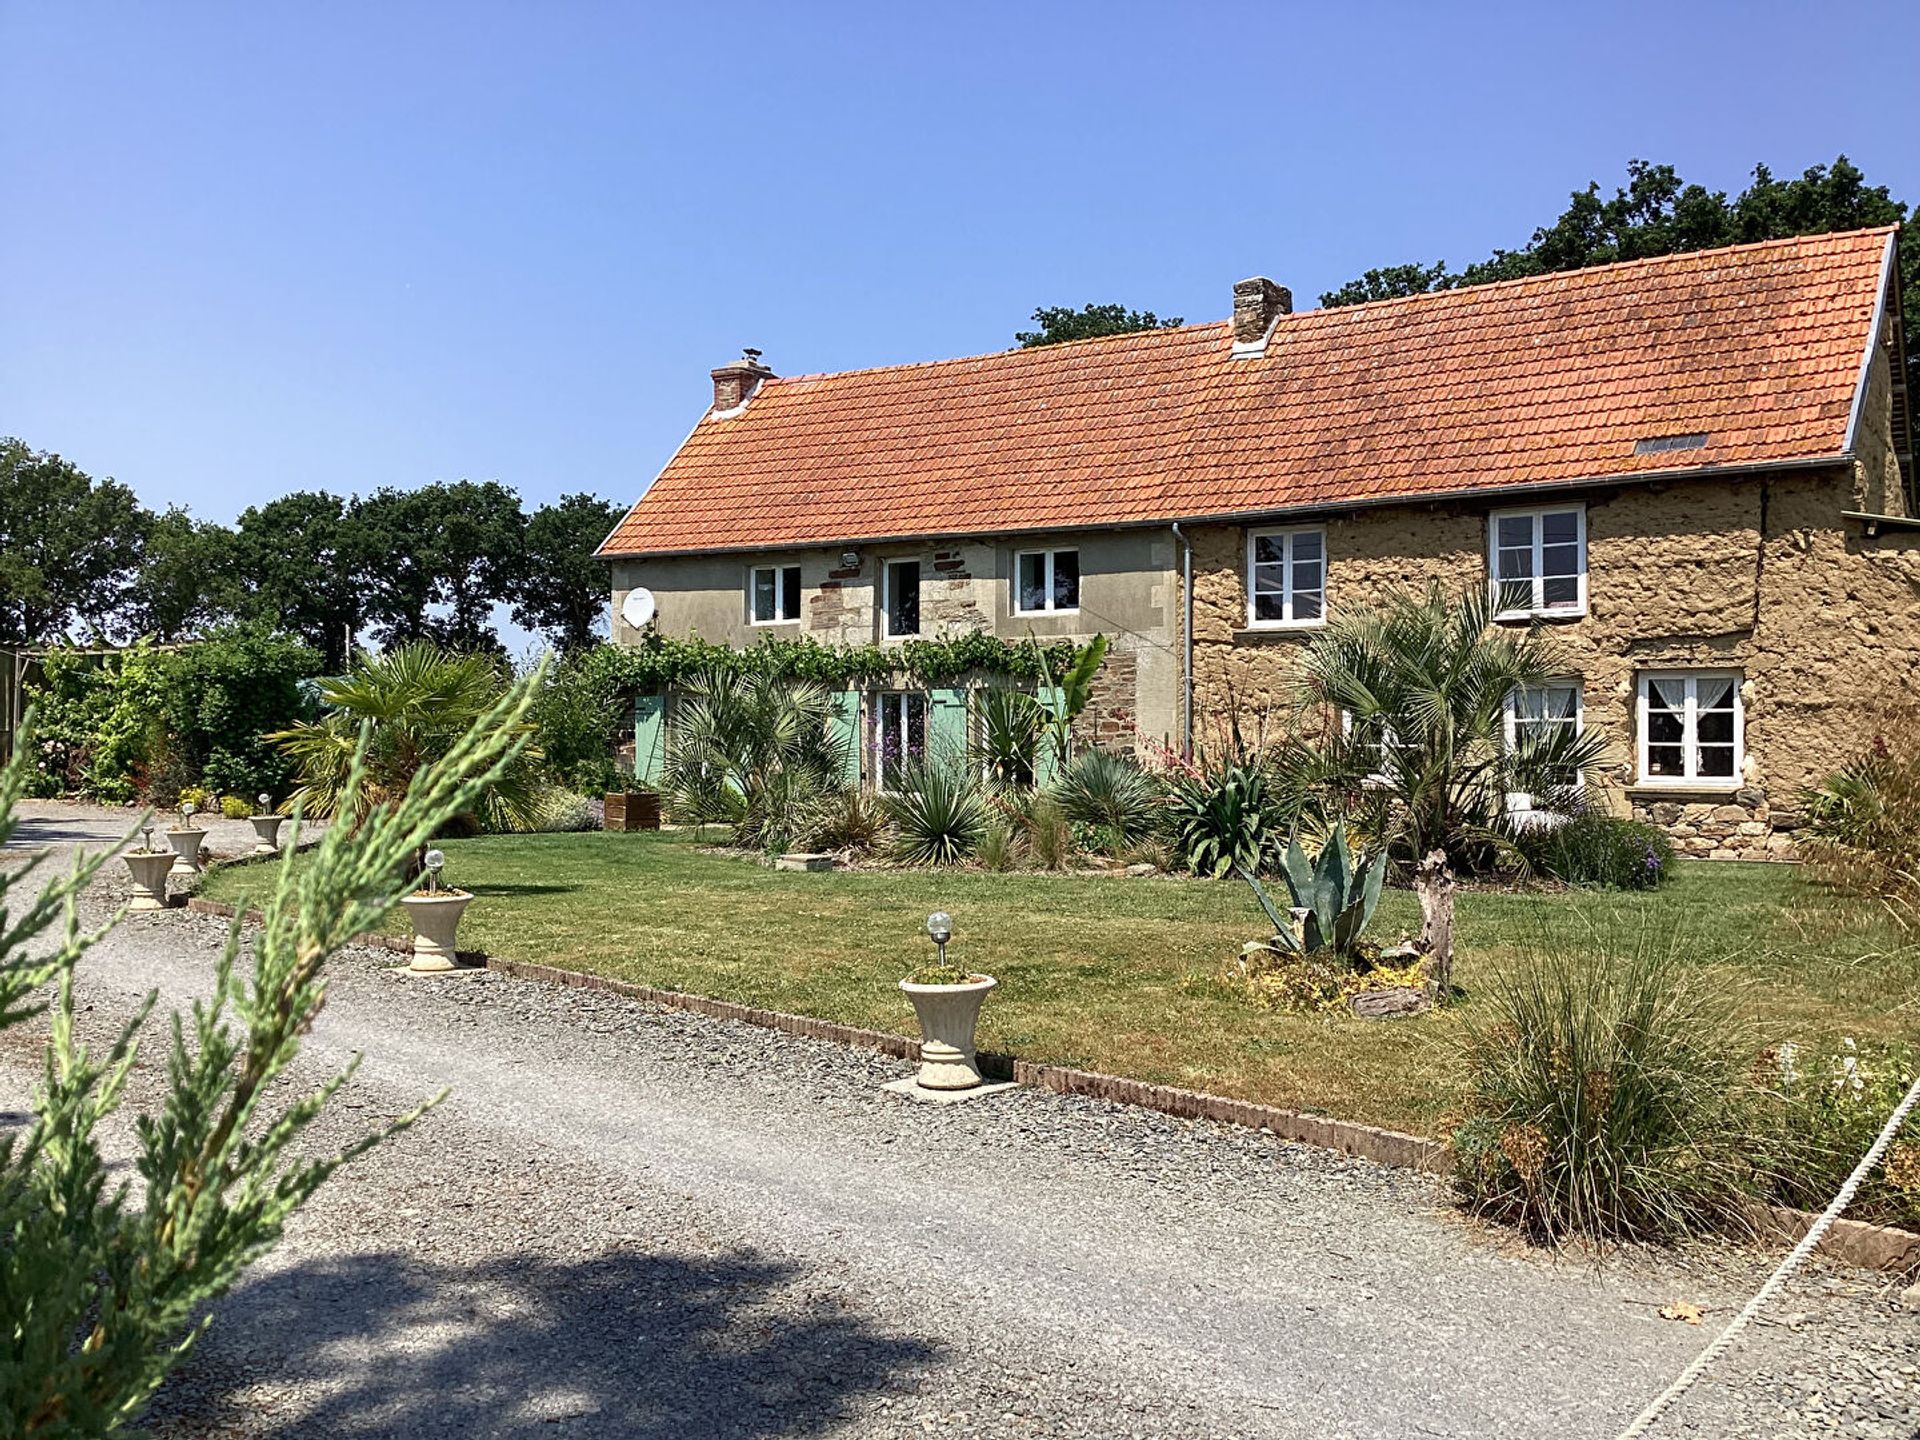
[258,792,272,813]
[180,801,196,822]
[925,911,953,967]
[424,848,446,894]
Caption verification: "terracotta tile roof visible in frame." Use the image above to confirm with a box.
[600,227,1897,557]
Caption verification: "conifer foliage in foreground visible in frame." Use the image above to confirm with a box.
[0,675,539,1437]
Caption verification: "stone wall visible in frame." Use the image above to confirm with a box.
[1185,462,1920,858]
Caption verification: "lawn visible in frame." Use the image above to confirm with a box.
[200,834,1920,1137]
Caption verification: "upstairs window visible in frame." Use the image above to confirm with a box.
[1490,506,1586,619]
[750,564,802,624]
[1247,527,1325,627]
[1638,671,1742,786]
[885,560,921,637]
[1015,549,1079,615]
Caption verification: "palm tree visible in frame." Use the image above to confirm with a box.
[1294,584,1609,994]
[659,669,849,852]
[270,643,543,833]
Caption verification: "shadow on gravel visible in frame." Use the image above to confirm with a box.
[149,1247,932,1438]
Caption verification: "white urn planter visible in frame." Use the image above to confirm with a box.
[166,827,208,877]
[899,975,997,1090]
[123,851,175,911]
[249,814,286,856]
[400,891,473,973]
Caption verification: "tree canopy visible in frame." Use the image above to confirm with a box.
[0,440,146,646]
[1015,303,1184,348]
[1322,156,1916,397]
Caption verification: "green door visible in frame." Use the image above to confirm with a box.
[928,687,969,769]
[633,693,666,786]
[1034,682,1067,784]
[828,690,863,786]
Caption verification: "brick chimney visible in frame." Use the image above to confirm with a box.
[1230,277,1291,356]
[710,347,774,413]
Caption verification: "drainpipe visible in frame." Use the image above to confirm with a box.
[1171,523,1193,761]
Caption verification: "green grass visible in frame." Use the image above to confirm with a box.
[202,834,1920,1137]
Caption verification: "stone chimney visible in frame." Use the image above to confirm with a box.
[1230,277,1292,355]
[710,347,774,412]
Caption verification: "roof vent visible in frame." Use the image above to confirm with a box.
[1633,433,1709,456]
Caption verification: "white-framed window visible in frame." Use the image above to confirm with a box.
[872,691,927,791]
[1504,682,1584,811]
[1014,548,1079,615]
[749,564,802,624]
[884,560,921,637]
[1247,527,1325,627]
[1637,671,1742,787]
[1489,505,1586,619]
[1340,710,1402,786]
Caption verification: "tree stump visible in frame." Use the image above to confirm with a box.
[1414,849,1456,1001]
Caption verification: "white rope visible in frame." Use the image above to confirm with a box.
[1615,1071,1920,1439]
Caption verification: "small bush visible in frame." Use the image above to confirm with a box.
[883,761,987,866]
[1055,750,1161,842]
[530,789,601,833]
[1164,758,1286,878]
[1801,717,1920,934]
[219,795,252,820]
[1022,792,1072,871]
[1453,932,1751,1244]
[1748,1039,1920,1231]
[977,822,1017,872]
[178,785,215,812]
[1519,814,1674,890]
[815,788,886,852]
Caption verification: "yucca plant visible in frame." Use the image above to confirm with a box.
[269,642,543,833]
[971,685,1042,789]
[883,759,988,865]
[1054,749,1162,842]
[1453,928,1752,1244]
[1165,758,1286,878]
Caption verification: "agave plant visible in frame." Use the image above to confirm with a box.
[1239,821,1386,957]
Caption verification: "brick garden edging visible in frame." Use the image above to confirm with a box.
[182,895,1918,1272]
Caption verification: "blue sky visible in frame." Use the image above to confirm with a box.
[4,1,1915,527]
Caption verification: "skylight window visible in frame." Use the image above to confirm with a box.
[1633,433,1710,456]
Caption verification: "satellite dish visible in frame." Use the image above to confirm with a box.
[620,588,657,629]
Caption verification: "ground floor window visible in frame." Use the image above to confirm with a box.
[873,691,926,790]
[1638,671,1742,785]
[1504,682,1582,811]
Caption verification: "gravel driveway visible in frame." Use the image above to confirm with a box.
[2,810,1915,1438]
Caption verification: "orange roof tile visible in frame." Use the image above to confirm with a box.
[600,228,1898,557]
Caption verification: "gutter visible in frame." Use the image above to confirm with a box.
[596,454,1854,561]
[1170,523,1193,760]
[1841,510,1920,536]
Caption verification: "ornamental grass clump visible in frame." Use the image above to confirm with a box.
[0,673,540,1436]
[1054,750,1162,843]
[1453,928,1751,1245]
[1800,713,1920,936]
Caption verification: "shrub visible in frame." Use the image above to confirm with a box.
[1519,814,1675,890]
[1453,932,1751,1244]
[884,760,987,866]
[1800,716,1920,933]
[1164,758,1286,878]
[179,785,216,812]
[531,789,601,833]
[815,788,886,852]
[977,822,1017,872]
[1022,792,1073,871]
[1747,1039,1920,1231]
[1055,750,1161,841]
[219,795,252,820]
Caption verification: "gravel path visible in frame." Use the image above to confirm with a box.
[2,810,1915,1438]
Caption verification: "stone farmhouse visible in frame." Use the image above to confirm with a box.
[599,227,1917,857]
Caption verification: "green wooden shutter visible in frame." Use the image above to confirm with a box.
[828,690,863,786]
[928,688,969,769]
[1034,683,1067,784]
[633,693,666,786]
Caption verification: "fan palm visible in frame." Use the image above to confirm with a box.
[660,669,849,852]
[270,643,543,832]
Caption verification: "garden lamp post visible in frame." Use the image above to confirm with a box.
[423,848,446,895]
[925,911,952,968]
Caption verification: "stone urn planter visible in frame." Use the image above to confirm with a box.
[400,891,474,973]
[899,975,998,1090]
[249,813,286,856]
[123,850,175,911]
[166,827,208,877]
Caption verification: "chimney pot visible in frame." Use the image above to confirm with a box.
[1231,277,1292,350]
[710,349,775,413]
